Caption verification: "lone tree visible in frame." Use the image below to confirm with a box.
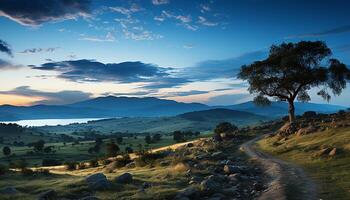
[239,41,350,123]
[2,146,11,156]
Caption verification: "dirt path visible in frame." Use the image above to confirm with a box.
[240,134,318,200]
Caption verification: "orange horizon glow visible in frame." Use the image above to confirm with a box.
[0,94,45,106]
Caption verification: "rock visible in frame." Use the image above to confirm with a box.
[159,160,171,166]
[222,186,237,195]
[85,173,112,190]
[228,174,239,184]
[0,186,18,195]
[37,189,57,200]
[125,162,136,168]
[142,182,151,189]
[278,122,297,136]
[186,143,194,148]
[296,126,317,136]
[115,172,133,184]
[329,148,337,156]
[223,165,240,174]
[200,176,222,194]
[211,151,224,159]
[314,147,331,157]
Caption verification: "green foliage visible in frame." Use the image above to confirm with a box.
[2,146,11,156]
[42,158,62,166]
[239,41,350,122]
[106,142,120,156]
[33,139,45,152]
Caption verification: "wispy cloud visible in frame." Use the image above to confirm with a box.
[157,10,197,31]
[116,17,163,40]
[109,4,142,16]
[19,47,60,54]
[183,44,194,49]
[152,0,170,5]
[198,16,218,26]
[286,25,350,39]
[79,32,116,42]
[200,4,211,13]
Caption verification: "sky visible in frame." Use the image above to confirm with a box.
[0,0,349,106]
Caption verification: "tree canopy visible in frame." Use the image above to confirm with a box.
[238,41,350,122]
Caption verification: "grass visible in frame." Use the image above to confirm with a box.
[256,127,350,200]
[0,134,210,167]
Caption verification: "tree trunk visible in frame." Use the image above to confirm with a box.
[288,100,295,123]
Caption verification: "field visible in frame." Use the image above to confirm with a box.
[0,133,210,167]
[257,126,350,200]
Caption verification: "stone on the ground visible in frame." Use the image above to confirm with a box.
[328,148,337,156]
[114,172,133,184]
[200,176,222,194]
[85,173,112,190]
[223,165,240,174]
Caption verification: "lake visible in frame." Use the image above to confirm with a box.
[0,118,105,127]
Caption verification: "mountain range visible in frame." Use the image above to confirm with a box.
[0,96,346,121]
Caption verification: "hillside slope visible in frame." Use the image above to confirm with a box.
[37,109,268,134]
[256,112,350,200]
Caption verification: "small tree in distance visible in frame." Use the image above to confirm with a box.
[2,146,11,156]
[239,41,350,123]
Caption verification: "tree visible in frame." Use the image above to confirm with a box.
[2,146,11,156]
[173,131,185,142]
[107,142,120,157]
[145,135,152,144]
[116,137,123,144]
[238,41,350,123]
[33,140,45,152]
[214,122,238,135]
[152,133,162,142]
[125,146,134,153]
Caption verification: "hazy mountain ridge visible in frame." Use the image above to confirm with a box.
[0,96,346,121]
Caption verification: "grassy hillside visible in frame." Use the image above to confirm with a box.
[257,116,350,200]
[38,109,267,134]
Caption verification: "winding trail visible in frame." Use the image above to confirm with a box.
[240,134,318,200]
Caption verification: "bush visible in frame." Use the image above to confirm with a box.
[21,168,34,176]
[35,168,50,176]
[64,161,77,170]
[0,164,8,175]
[135,151,167,167]
[89,159,99,168]
[42,158,62,166]
[10,159,27,169]
[77,162,86,170]
[303,111,317,118]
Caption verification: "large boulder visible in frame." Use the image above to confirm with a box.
[114,172,133,184]
[85,173,112,190]
[37,189,57,200]
[278,122,298,136]
[223,165,240,174]
[296,126,317,136]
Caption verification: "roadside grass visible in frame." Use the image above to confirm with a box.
[256,127,350,200]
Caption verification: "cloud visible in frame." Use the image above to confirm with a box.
[152,0,169,5]
[335,44,350,53]
[166,90,208,97]
[0,86,92,105]
[183,44,194,49]
[182,50,267,81]
[109,4,142,16]
[79,32,116,42]
[206,93,251,106]
[116,17,163,40]
[31,59,188,89]
[157,11,197,31]
[0,59,22,70]
[0,0,91,26]
[0,39,12,57]
[19,47,59,54]
[198,16,218,26]
[200,4,211,13]
[286,25,350,38]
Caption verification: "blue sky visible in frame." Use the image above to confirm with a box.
[0,0,349,106]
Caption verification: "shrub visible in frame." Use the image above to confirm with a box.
[42,158,62,166]
[89,159,99,168]
[64,161,77,170]
[303,111,317,118]
[2,146,11,156]
[21,168,34,176]
[77,162,86,170]
[135,151,167,167]
[35,168,50,176]
[10,159,27,169]
[0,164,8,175]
